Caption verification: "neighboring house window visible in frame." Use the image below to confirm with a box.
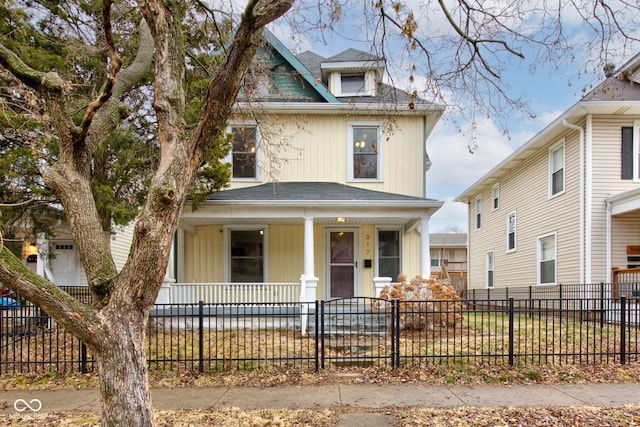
[486,251,494,288]
[229,124,260,180]
[475,197,482,229]
[507,212,516,252]
[549,141,565,197]
[492,184,499,210]
[430,250,448,268]
[229,229,265,282]
[377,229,401,280]
[430,250,439,267]
[347,122,382,181]
[621,125,640,180]
[537,232,557,285]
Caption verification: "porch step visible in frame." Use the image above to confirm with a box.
[306,302,390,338]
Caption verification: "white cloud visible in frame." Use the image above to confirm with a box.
[426,114,538,232]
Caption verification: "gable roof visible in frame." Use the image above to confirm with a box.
[456,54,640,202]
[262,29,338,103]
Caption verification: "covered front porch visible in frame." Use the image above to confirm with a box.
[170,182,442,304]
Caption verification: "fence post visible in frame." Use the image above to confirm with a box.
[620,296,627,365]
[528,286,533,319]
[314,300,319,372]
[390,299,399,369]
[559,283,563,325]
[80,342,88,374]
[508,298,514,366]
[198,301,204,373]
[600,282,605,329]
[320,300,325,370]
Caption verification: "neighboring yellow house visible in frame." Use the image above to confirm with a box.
[170,31,444,303]
[456,54,640,290]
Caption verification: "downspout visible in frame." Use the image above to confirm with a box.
[562,119,585,284]
[586,115,593,283]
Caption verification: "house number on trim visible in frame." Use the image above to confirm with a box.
[365,234,370,255]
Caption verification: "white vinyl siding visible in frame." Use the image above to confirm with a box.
[466,127,581,289]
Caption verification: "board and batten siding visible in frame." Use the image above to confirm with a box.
[183,225,224,283]
[468,127,582,289]
[590,116,640,281]
[228,114,427,198]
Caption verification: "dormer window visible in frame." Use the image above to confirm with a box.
[329,70,375,97]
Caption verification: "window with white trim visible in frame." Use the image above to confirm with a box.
[475,196,482,230]
[507,212,516,252]
[229,229,265,282]
[621,121,640,180]
[377,229,401,280]
[330,70,376,97]
[486,251,494,288]
[492,184,499,210]
[537,232,556,285]
[347,122,382,181]
[228,124,261,180]
[549,141,565,197]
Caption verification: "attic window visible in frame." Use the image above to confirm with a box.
[330,71,375,97]
[341,74,366,94]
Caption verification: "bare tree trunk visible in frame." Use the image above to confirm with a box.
[96,310,153,427]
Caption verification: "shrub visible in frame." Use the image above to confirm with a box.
[375,275,465,330]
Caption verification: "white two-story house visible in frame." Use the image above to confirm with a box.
[456,53,640,293]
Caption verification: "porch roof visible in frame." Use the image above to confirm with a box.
[606,187,640,215]
[180,182,443,230]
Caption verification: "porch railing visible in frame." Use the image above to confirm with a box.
[612,268,640,299]
[169,282,300,304]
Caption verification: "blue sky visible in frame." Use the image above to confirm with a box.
[261,1,640,232]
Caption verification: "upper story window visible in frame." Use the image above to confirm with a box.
[329,70,376,97]
[492,184,499,210]
[507,211,516,252]
[475,196,482,230]
[621,121,640,180]
[228,124,261,181]
[347,122,382,181]
[549,141,565,197]
[537,232,557,285]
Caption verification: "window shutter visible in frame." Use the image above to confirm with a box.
[621,127,633,179]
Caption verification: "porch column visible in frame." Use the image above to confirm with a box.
[420,215,431,278]
[302,217,319,301]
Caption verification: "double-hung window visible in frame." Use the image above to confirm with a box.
[229,124,260,180]
[486,251,494,288]
[549,141,565,197]
[377,229,401,280]
[348,122,382,181]
[537,232,556,285]
[492,184,499,210]
[507,212,516,252]
[475,197,482,229]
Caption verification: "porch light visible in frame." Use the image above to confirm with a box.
[336,217,346,223]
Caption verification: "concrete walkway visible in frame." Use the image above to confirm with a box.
[2,383,640,425]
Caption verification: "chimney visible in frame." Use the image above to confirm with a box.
[604,63,616,78]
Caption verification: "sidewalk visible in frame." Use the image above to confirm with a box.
[2,383,640,415]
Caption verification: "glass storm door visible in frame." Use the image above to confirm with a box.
[329,231,355,298]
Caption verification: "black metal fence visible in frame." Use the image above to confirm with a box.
[2,286,639,375]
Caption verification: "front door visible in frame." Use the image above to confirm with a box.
[328,230,358,298]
